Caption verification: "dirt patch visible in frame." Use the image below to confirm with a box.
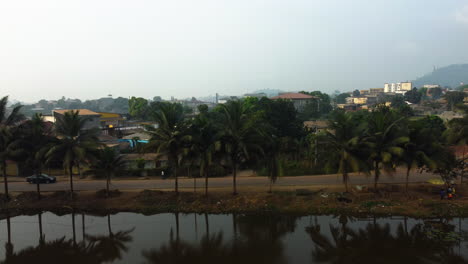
[95,189,122,199]
[1,183,468,217]
[16,192,41,201]
[47,191,78,201]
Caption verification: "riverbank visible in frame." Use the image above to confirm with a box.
[1,184,468,218]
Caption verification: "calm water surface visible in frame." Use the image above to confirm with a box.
[0,212,467,263]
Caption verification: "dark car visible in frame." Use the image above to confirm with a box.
[26,174,57,184]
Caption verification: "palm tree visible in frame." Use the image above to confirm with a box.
[46,110,100,199]
[189,111,219,196]
[323,110,367,192]
[445,105,468,184]
[364,106,408,190]
[92,147,125,197]
[0,96,25,200]
[261,135,282,193]
[0,128,24,201]
[218,100,264,195]
[147,103,187,194]
[401,118,442,193]
[19,113,54,199]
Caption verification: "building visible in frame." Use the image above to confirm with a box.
[303,120,329,133]
[121,153,167,169]
[423,84,441,89]
[98,112,125,128]
[384,82,412,94]
[271,93,316,111]
[369,88,385,96]
[53,109,101,130]
[359,90,370,95]
[365,95,378,105]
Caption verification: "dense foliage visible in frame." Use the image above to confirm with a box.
[1,92,467,197]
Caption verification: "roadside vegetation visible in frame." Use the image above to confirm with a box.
[0,94,466,210]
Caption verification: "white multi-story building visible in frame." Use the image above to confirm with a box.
[384,82,412,94]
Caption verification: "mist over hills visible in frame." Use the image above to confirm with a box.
[413,64,468,88]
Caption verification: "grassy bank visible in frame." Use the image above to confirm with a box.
[1,183,468,218]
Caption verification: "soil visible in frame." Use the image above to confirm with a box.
[1,183,468,218]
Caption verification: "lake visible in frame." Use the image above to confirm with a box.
[0,212,467,263]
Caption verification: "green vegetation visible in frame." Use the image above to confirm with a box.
[0,92,467,205]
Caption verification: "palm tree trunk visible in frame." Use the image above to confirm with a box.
[205,213,209,236]
[269,178,273,193]
[38,212,44,244]
[405,166,411,193]
[344,172,349,193]
[374,162,379,191]
[232,162,238,195]
[6,214,11,245]
[2,164,9,201]
[82,213,85,242]
[106,172,110,198]
[107,214,113,237]
[36,180,41,200]
[72,211,76,245]
[461,148,465,185]
[205,171,209,196]
[69,165,74,199]
[175,212,180,241]
[36,169,41,200]
[174,166,178,194]
[191,167,196,193]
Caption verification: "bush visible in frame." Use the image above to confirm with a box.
[257,160,333,177]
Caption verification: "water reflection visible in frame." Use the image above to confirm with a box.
[143,214,296,264]
[307,217,468,264]
[0,212,467,264]
[1,214,134,264]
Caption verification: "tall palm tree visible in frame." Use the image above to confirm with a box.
[364,106,409,190]
[218,100,264,195]
[46,110,100,199]
[189,111,219,196]
[0,96,25,200]
[323,110,367,192]
[445,105,468,184]
[261,135,282,193]
[19,113,54,199]
[0,128,24,201]
[147,103,187,194]
[92,147,125,197]
[401,118,442,193]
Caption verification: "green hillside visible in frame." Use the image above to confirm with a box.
[413,64,468,88]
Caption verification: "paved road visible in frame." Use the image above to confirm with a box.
[5,171,438,192]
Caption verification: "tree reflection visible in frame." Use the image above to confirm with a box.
[1,214,134,264]
[142,214,297,264]
[307,217,467,264]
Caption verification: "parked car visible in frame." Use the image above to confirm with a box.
[26,174,57,184]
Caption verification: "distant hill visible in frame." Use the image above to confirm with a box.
[413,64,468,88]
[252,89,283,97]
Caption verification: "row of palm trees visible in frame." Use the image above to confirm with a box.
[147,100,266,195]
[323,105,467,192]
[0,96,123,200]
[148,101,467,195]
[1,94,466,199]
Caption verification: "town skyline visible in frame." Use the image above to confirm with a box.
[2,0,468,102]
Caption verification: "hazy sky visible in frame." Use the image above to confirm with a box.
[1,0,468,102]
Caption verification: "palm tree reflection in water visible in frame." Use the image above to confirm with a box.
[142,214,296,264]
[1,214,134,264]
[307,217,468,264]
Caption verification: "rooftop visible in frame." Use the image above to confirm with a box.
[271,93,316,100]
[53,109,100,116]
